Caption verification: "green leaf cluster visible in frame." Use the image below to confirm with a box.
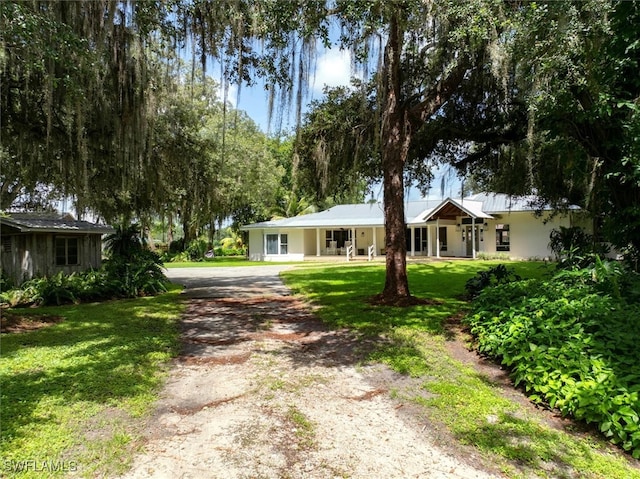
[466,268,640,457]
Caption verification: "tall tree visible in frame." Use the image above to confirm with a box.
[181,0,511,303]
[150,72,282,244]
[464,1,640,265]
[1,1,158,214]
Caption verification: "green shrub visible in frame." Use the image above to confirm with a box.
[186,239,209,261]
[476,252,511,261]
[103,249,168,297]
[466,270,640,457]
[464,263,522,298]
[548,226,610,270]
[214,246,246,257]
[1,250,168,308]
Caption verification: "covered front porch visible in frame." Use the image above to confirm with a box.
[408,198,493,259]
[244,197,494,262]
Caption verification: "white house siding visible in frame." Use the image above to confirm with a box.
[484,211,572,259]
[248,229,305,261]
[247,230,263,260]
[303,229,317,255]
[374,228,385,255]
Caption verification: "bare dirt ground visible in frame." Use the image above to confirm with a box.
[120,266,502,479]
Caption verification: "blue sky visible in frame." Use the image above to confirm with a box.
[218,46,463,202]
[225,46,354,134]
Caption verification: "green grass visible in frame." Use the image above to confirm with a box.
[0,287,184,478]
[163,257,298,268]
[282,260,640,478]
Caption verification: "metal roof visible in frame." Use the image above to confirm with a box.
[418,198,493,223]
[241,193,576,230]
[242,200,444,230]
[0,212,114,235]
[464,192,580,212]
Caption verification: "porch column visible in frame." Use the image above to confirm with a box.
[316,228,321,257]
[351,227,356,253]
[372,226,377,255]
[436,219,440,258]
[427,225,432,257]
[410,226,415,257]
[472,221,477,259]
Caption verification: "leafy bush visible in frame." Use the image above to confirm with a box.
[102,249,168,297]
[214,246,246,257]
[186,239,209,261]
[466,267,640,457]
[104,224,146,260]
[548,226,609,270]
[464,263,522,298]
[476,252,511,261]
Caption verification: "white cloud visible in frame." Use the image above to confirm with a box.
[312,48,354,94]
[217,82,238,108]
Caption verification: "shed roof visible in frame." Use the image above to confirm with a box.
[0,212,114,235]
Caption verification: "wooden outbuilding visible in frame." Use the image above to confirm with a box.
[0,212,114,285]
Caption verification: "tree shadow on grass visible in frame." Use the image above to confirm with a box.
[0,297,182,453]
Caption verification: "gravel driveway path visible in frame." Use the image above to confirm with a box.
[120,265,499,479]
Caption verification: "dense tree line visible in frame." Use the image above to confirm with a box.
[2,1,638,302]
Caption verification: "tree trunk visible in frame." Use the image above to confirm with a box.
[377,10,472,303]
[379,12,412,302]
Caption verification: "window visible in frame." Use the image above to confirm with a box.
[266,234,279,255]
[2,237,11,253]
[496,224,510,251]
[438,227,448,251]
[55,237,79,265]
[325,230,333,248]
[266,233,288,255]
[406,227,428,252]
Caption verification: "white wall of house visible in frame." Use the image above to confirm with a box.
[304,229,318,255]
[246,210,586,262]
[481,211,572,259]
[247,229,305,261]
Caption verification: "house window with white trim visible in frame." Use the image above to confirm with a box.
[266,234,278,254]
[55,237,79,265]
[496,224,510,251]
[266,233,288,255]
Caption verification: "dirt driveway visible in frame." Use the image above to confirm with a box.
[121,265,499,479]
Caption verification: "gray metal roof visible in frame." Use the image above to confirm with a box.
[0,212,114,234]
[242,200,443,230]
[241,193,577,230]
[463,192,582,212]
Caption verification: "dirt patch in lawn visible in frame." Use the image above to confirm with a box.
[1,311,63,333]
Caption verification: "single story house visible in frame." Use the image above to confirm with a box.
[0,212,114,284]
[241,192,588,262]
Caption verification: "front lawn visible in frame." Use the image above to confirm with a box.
[164,257,292,268]
[282,260,640,478]
[0,288,184,478]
